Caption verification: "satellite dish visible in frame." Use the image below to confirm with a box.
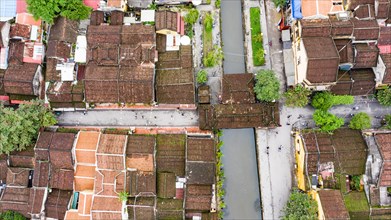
[180,35,191,45]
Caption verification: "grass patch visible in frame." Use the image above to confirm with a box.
[57,127,79,134]
[203,12,213,57]
[250,7,265,66]
[343,191,369,220]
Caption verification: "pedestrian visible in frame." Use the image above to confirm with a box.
[287,115,291,118]
[278,145,282,152]
[83,110,87,115]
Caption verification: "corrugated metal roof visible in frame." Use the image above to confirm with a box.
[0,0,17,20]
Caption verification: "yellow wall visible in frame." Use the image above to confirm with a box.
[310,190,324,220]
[294,132,307,191]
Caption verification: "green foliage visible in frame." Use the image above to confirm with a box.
[203,46,223,67]
[313,110,344,133]
[118,191,129,202]
[27,0,92,24]
[284,85,311,107]
[273,0,286,7]
[206,0,211,4]
[377,87,391,106]
[254,70,280,102]
[250,7,265,66]
[349,112,371,130]
[184,9,199,25]
[185,23,193,38]
[215,0,221,8]
[351,175,362,191]
[196,70,208,84]
[0,100,57,155]
[311,92,354,111]
[204,13,213,33]
[0,210,26,220]
[283,189,318,220]
[385,114,391,129]
[148,3,158,10]
[202,13,213,56]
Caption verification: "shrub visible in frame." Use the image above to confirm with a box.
[284,85,311,107]
[283,189,318,220]
[0,210,26,220]
[204,13,213,33]
[377,87,391,106]
[349,112,371,130]
[313,110,344,133]
[385,114,391,129]
[118,191,129,202]
[197,70,208,84]
[215,0,221,8]
[273,0,286,8]
[254,70,280,102]
[203,46,223,67]
[311,92,354,111]
[184,9,199,25]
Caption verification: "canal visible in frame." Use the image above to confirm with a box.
[220,0,262,219]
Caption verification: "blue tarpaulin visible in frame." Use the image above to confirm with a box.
[292,0,303,19]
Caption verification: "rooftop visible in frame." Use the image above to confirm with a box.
[49,17,79,43]
[318,190,350,220]
[222,74,255,104]
[300,19,331,37]
[375,133,391,187]
[185,185,212,211]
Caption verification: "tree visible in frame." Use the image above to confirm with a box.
[311,92,354,111]
[385,114,391,129]
[283,189,318,220]
[204,13,213,33]
[377,87,391,106]
[197,69,208,84]
[0,100,57,154]
[0,210,26,220]
[349,112,371,130]
[27,0,92,24]
[313,110,344,133]
[118,191,129,202]
[284,85,311,107]
[184,9,199,25]
[254,70,280,102]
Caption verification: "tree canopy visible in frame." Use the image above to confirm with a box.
[377,87,391,106]
[254,70,280,102]
[27,0,92,24]
[385,114,391,129]
[313,110,344,133]
[0,211,26,220]
[311,92,354,111]
[283,189,318,220]
[196,69,208,84]
[349,112,371,130]
[0,100,57,154]
[284,85,311,107]
[184,9,199,25]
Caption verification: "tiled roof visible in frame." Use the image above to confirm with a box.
[0,157,7,183]
[96,134,126,170]
[126,135,155,154]
[378,26,391,46]
[347,0,375,10]
[127,197,155,219]
[354,4,375,19]
[10,23,30,39]
[121,24,155,46]
[0,187,30,217]
[350,69,375,95]
[352,18,379,40]
[6,167,30,187]
[128,171,156,196]
[376,0,390,19]
[28,188,46,215]
[318,190,350,219]
[47,81,84,103]
[49,17,79,43]
[199,103,280,130]
[334,39,353,64]
[302,37,339,83]
[185,185,212,211]
[156,134,186,176]
[157,172,176,198]
[111,10,124,25]
[75,165,95,191]
[49,133,75,170]
[222,74,255,104]
[375,133,391,186]
[354,43,379,68]
[87,25,121,45]
[35,132,52,160]
[155,11,178,32]
[32,160,49,187]
[300,19,331,37]
[9,148,35,168]
[91,196,122,213]
[46,40,71,59]
[3,63,38,95]
[126,153,154,172]
[381,54,391,84]
[156,198,184,219]
[186,162,215,185]
[187,137,215,162]
[50,169,74,190]
[90,11,104,26]
[8,40,24,65]
[94,170,125,196]
[45,189,72,220]
[329,17,354,38]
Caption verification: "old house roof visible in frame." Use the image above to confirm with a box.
[334,39,354,64]
[354,43,379,68]
[87,25,121,45]
[128,171,156,196]
[0,157,7,183]
[186,162,215,185]
[111,10,124,25]
[47,81,84,104]
[199,103,280,130]
[300,19,331,37]
[381,54,391,84]
[352,18,379,40]
[96,134,126,170]
[157,172,176,198]
[3,63,38,95]
[9,23,30,39]
[157,198,184,219]
[90,11,104,26]
[0,187,30,217]
[91,196,122,219]
[49,133,75,170]
[126,135,155,172]
[45,58,61,82]
[187,137,215,162]
[35,132,52,160]
[354,4,375,19]
[94,170,125,196]
[377,0,390,19]
[28,188,46,215]
[347,0,375,10]
[6,167,30,187]
[155,11,179,32]
[45,189,72,220]
[8,40,24,65]
[33,160,49,187]
[127,197,155,219]
[185,185,212,211]
[375,133,391,186]
[378,26,391,47]
[156,134,186,176]
[301,128,368,176]
[9,148,35,168]
[222,74,255,104]
[49,17,79,43]
[350,69,375,95]
[156,45,194,104]
[318,190,350,219]
[46,40,71,59]
[50,169,74,190]
[302,37,339,83]
[329,17,354,38]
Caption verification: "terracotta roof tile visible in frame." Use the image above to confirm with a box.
[6,167,31,187]
[75,166,95,191]
[0,187,30,217]
[354,43,379,68]
[4,63,39,95]
[157,172,176,198]
[126,154,154,171]
[45,189,72,220]
[329,17,353,38]
[347,0,375,10]
[156,134,186,176]
[376,0,390,19]
[318,190,350,219]
[300,19,331,37]
[381,54,391,84]
[8,40,24,65]
[33,160,50,187]
[97,134,126,154]
[49,17,79,43]
[9,148,35,168]
[352,18,379,40]
[375,133,391,186]
[378,26,391,46]
[111,10,124,25]
[28,188,46,215]
[10,23,30,39]
[87,25,121,45]
[350,69,375,95]
[128,171,156,196]
[186,162,215,185]
[187,137,215,162]
[354,4,375,19]
[90,11,104,26]
[155,11,178,32]
[46,40,71,59]
[126,135,155,154]
[185,185,212,211]
[50,169,74,190]
[78,192,93,215]
[222,74,255,104]
[91,196,122,212]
